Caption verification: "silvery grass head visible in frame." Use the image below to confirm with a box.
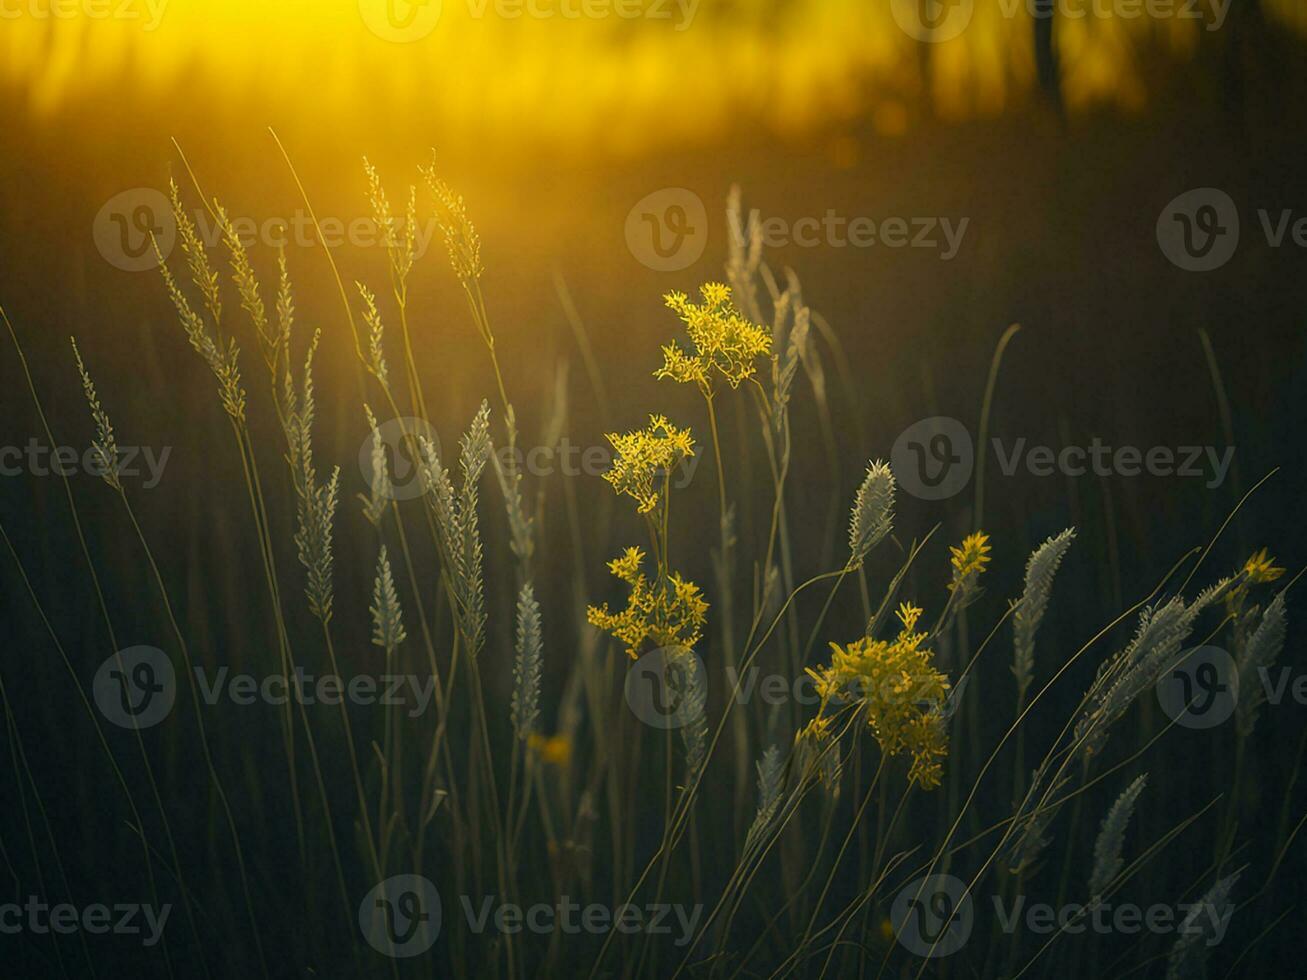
[848,460,895,567]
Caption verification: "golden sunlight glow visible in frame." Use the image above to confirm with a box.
[3,0,1304,156]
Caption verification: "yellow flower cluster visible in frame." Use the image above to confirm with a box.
[804,602,951,789]
[948,531,992,593]
[657,283,773,394]
[587,547,709,660]
[601,415,695,514]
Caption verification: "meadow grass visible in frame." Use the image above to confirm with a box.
[0,148,1300,980]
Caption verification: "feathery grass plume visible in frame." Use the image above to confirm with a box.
[1165,872,1240,980]
[359,405,392,526]
[744,744,785,850]
[491,405,534,566]
[421,401,491,656]
[356,283,391,388]
[1088,773,1147,903]
[1235,592,1287,737]
[369,545,407,655]
[771,298,809,435]
[656,283,773,396]
[1075,580,1230,760]
[848,460,895,566]
[274,247,294,387]
[806,603,951,788]
[601,415,695,515]
[678,654,709,779]
[725,184,764,324]
[216,201,275,368]
[586,548,708,659]
[168,178,221,326]
[364,157,418,288]
[287,329,341,623]
[794,715,841,800]
[419,155,483,287]
[1012,528,1077,704]
[1006,759,1072,875]
[70,338,121,491]
[541,359,569,455]
[155,187,246,423]
[511,581,543,741]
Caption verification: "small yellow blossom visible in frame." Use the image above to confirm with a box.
[804,606,951,789]
[587,546,709,659]
[528,734,572,766]
[601,415,695,514]
[949,531,992,585]
[1243,548,1285,584]
[1227,547,1287,622]
[657,283,773,394]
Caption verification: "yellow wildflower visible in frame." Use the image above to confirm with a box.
[1227,547,1287,622]
[587,546,708,659]
[657,283,773,395]
[528,733,572,766]
[1243,548,1285,584]
[949,531,992,586]
[601,415,695,514]
[805,606,951,789]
